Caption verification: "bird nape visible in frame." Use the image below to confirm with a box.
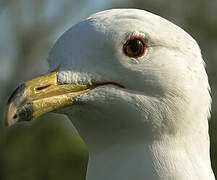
[5,9,215,180]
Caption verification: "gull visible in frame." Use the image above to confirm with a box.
[5,9,215,180]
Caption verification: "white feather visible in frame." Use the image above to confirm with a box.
[48,9,214,180]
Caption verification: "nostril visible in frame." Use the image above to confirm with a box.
[36,85,51,91]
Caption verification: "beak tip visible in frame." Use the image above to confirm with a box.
[4,103,20,127]
[4,114,13,128]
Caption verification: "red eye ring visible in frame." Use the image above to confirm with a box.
[123,36,146,58]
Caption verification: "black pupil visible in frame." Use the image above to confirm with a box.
[125,39,144,57]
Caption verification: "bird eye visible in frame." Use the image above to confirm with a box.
[123,36,146,58]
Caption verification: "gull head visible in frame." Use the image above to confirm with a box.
[6,9,211,151]
[5,9,214,180]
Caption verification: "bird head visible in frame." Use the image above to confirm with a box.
[5,9,210,150]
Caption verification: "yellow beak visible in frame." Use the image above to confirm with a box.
[5,70,92,127]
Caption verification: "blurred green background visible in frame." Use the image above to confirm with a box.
[0,0,216,179]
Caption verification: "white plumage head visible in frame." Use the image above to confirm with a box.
[6,9,214,180]
[48,8,210,142]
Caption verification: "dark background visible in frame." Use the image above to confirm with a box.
[0,0,216,179]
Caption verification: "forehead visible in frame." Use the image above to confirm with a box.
[88,9,179,38]
[88,9,197,50]
[48,9,200,67]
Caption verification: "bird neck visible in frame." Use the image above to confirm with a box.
[86,135,214,180]
[68,89,214,180]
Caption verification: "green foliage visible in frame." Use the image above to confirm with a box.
[0,114,88,180]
